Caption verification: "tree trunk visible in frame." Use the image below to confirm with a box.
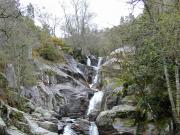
[163,60,178,122]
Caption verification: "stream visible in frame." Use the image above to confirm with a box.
[62,56,103,135]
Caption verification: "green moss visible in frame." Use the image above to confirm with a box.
[113,118,135,127]
[116,111,136,119]
[123,119,135,127]
[9,111,24,122]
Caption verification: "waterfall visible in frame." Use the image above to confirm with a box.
[63,125,77,135]
[87,91,104,115]
[87,56,91,66]
[87,57,103,135]
[90,57,103,88]
[62,56,103,135]
[89,122,99,135]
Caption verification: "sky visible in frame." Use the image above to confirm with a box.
[20,0,144,29]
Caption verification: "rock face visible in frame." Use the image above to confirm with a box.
[0,54,102,135]
[97,103,138,135]
[21,57,96,119]
[2,52,168,135]
[5,64,17,88]
[96,82,138,135]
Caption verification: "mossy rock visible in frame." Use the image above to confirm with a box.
[113,118,135,127]
[14,121,31,134]
[9,111,24,122]
[112,118,137,134]
[116,111,136,119]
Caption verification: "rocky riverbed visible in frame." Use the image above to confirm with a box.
[0,52,171,135]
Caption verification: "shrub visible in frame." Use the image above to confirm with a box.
[51,36,66,47]
[51,36,72,53]
[39,44,64,62]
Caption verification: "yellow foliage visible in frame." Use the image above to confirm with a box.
[50,36,66,48]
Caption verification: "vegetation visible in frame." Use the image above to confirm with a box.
[0,0,68,109]
[102,0,180,133]
[0,0,179,134]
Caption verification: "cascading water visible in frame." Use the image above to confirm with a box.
[87,91,104,115]
[87,57,104,115]
[63,124,77,135]
[87,56,91,66]
[89,57,103,88]
[87,56,104,135]
[89,122,99,135]
[62,56,103,135]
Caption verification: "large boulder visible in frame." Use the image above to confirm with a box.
[96,105,137,135]
[113,118,136,135]
[72,118,90,135]
[58,87,90,118]
[97,105,136,126]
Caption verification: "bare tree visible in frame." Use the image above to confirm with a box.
[37,8,61,36]
[61,0,94,49]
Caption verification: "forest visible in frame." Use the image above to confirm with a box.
[0,0,179,135]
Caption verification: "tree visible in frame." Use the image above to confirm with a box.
[105,0,180,133]
[26,3,35,19]
[61,0,94,50]
[0,0,21,39]
[37,8,61,36]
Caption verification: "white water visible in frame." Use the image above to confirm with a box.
[89,122,99,135]
[62,56,102,135]
[87,57,103,135]
[90,57,103,88]
[87,91,104,115]
[63,125,77,135]
[87,56,91,66]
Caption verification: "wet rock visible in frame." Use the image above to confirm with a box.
[73,118,90,135]
[77,63,94,84]
[89,55,98,66]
